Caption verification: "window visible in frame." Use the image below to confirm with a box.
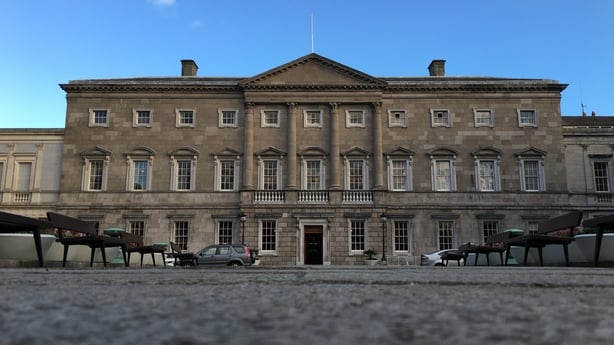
[347,159,366,190]
[346,110,365,127]
[438,221,455,250]
[349,220,366,253]
[433,160,455,191]
[176,109,195,127]
[86,159,105,191]
[261,159,280,190]
[16,162,32,192]
[526,221,539,234]
[518,109,537,127]
[304,110,322,127]
[133,109,152,127]
[388,159,412,191]
[593,161,611,192]
[482,221,498,244]
[176,160,192,190]
[474,109,493,127]
[260,220,277,253]
[475,159,500,192]
[516,148,546,192]
[131,160,149,191]
[261,110,280,127]
[218,221,233,244]
[393,220,410,254]
[174,221,190,250]
[213,156,239,192]
[89,109,109,127]
[388,109,407,127]
[129,220,145,237]
[431,109,450,127]
[520,160,544,192]
[304,160,324,190]
[218,109,238,127]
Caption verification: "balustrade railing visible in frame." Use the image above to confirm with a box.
[342,190,373,204]
[254,190,286,204]
[298,190,329,204]
[13,192,31,203]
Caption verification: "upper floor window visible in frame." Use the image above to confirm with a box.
[85,159,105,191]
[15,162,33,192]
[303,159,325,190]
[388,109,407,128]
[474,109,493,127]
[133,109,152,127]
[520,160,544,191]
[126,147,155,192]
[346,110,365,128]
[304,110,323,128]
[346,159,367,190]
[214,157,239,191]
[431,109,450,127]
[131,160,149,191]
[516,148,546,192]
[169,148,198,191]
[518,109,537,127]
[476,159,500,191]
[389,159,412,191]
[593,160,611,192]
[89,109,109,127]
[429,148,457,191]
[261,110,280,127]
[261,159,281,190]
[219,109,238,128]
[176,109,195,127]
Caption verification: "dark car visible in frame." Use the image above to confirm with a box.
[195,244,256,267]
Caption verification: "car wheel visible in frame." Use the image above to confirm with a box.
[228,261,242,267]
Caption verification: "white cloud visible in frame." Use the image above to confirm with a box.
[152,0,176,6]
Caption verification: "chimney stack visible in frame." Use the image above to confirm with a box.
[181,59,198,77]
[428,59,446,76]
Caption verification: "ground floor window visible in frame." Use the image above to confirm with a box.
[218,220,233,244]
[393,220,410,254]
[482,220,499,243]
[350,220,366,253]
[129,220,145,237]
[174,221,190,250]
[260,220,277,253]
[438,221,455,250]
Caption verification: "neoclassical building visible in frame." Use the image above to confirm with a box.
[50,53,578,265]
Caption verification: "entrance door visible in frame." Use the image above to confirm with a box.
[304,225,323,265]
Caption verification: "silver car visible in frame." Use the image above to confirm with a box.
[420,249,463,266]
[195,244,256,267]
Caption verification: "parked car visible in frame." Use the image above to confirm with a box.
[164,253,175,266]
[420,249,463,266]
[195,244,256,267]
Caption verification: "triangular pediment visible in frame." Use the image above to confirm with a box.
[81,145,112,157]
[341,146,371,157]
[241,53,386,88]
[255,146,286,157]
[385,147,415,157]
[212,147,242,157]
[515,146,547,157]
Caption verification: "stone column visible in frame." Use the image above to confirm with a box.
[286,103,297,189]
[329,103,341,189]
[372,102,384,190]
[243,103,255,190]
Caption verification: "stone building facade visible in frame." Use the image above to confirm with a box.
[0,129,64,218]
[55,53,573,265]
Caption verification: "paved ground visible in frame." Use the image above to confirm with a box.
[1,265,614,345]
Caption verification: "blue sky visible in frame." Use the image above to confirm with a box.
[1,0,612,128]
